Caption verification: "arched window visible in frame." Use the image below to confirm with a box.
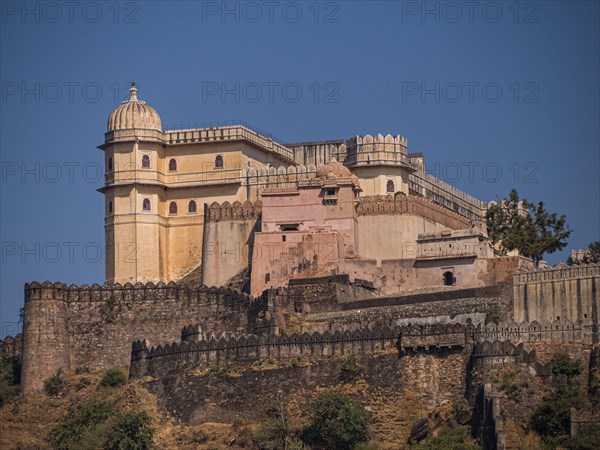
[168,158,177,171]
[169,201,178,214]
[443,271,455,286]
[215,154,224,168]
[142,155,150,168]
[386,180,395,193]
[108,157,113,171]
[108,201,113,214]
[142,198,151,211]
[188,200,197,213]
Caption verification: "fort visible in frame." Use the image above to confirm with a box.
[2,83,599,448]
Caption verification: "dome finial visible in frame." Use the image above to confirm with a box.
[129,81,138,101]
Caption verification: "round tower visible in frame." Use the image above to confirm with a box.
[340,133,415,197]
[21,282,70,391]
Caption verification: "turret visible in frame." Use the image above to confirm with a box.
[21,282,70,391]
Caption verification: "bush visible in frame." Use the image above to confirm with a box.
[105,411,154,450]
[551,353,582,378]
[254,393,305,450]
[101,368,127,387]
[341,354,360,373]
[530,384,591,441]
[0,356,21,406]
[412,426,479,450]
[498,368,528,402]
[47,400,114,449]
[44,369,64,396]
[47,400,153,450]
[301,391,371,450]
[564,424,600,450]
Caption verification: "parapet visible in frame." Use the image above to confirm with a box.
[341,134,412,170]
[345,133,408,151]
[357,194,472,230]
[130,325,400,378]
[24,280,254,305]
[203,200,262,222]
[513,263,600,285]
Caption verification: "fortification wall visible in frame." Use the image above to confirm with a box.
[513,264,599,331]
[131,326,399,379]
[21,281,254,391]
[201,200,261,287]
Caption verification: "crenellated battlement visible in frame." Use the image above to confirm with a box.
[130,325,400,378]
[24,280,254,305]
[345,133,408,151]
[204,200,262,222]
[357,194,472,229]
[513,263,600,285]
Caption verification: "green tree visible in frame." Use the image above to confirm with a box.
[255,392,296,450]
[301,391,371,450]
[486,189,571,267]
[530,384,590,441]
[567,241,600,265]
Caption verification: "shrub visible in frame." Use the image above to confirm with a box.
[254,394,295,450]
[47,400,114,449]
[301,391,371,450]
[105,411,153,450]
[341,354,360,373]
[44,369,64,396]
[551,353,582,378]
[0,356,21,406]
[412,426,479,450]
[47,400,154,450]
[498,368,528,402]
[340,354,360,382]
[101,368,127,387]
[530,384,591,441]
[564,423,600,450]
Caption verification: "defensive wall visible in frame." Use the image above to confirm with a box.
[20,281,256,391]
[513,264,599,329]
[130,319,587,380]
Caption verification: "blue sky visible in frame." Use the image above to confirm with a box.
[1,1,599,337]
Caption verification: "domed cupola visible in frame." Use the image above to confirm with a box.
[107,82,162,132]
[316,157,353,179]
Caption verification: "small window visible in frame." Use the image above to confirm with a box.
[142,155,150,168]
[443,271,455,286]
[188,200,197,213]
[327,189,336,196]
[169,201,178,214]
[215,154,224,168]
[168,158,177,171]
[282,235,286,242]
[386,180,395,193]
[265,273,270,283]
[108,201,113,214]
[108,157,113,171]
[142,198,151,211]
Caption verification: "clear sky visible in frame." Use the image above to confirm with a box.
[1,1,599,337]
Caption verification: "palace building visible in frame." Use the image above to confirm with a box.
[100,83,526,296]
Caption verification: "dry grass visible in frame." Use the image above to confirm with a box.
[0,369,260,450]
